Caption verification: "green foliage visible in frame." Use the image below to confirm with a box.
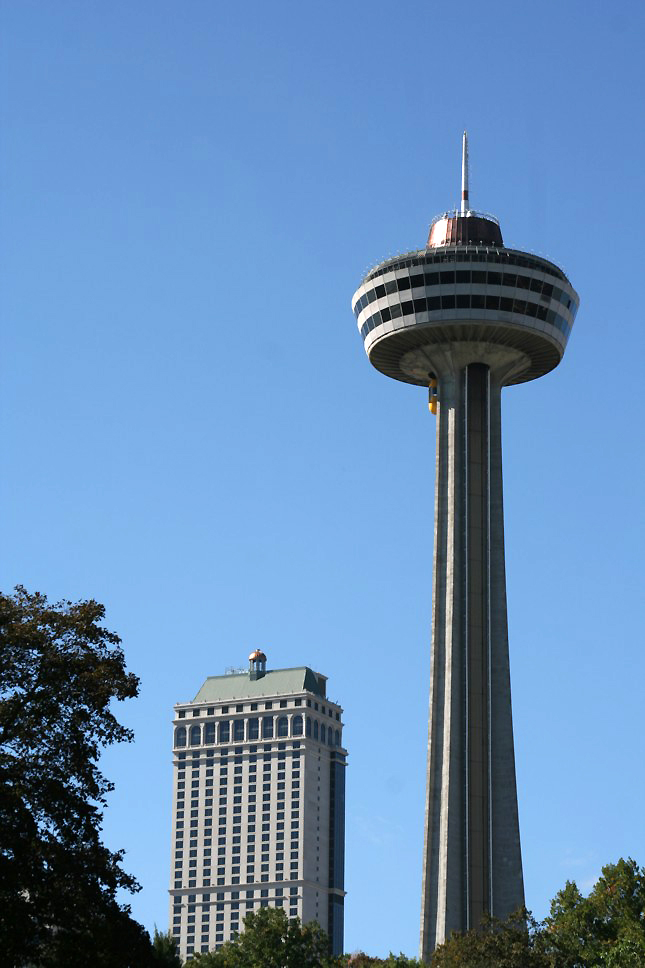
[344,953,424,966]
[0,586,155,967]
[542,858,645,967]
[152,927,184,967]
[426,859,645,967]
[430,908,548,968]
[190,906,340,967]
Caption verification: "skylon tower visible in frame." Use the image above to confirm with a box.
[351,134,579,960]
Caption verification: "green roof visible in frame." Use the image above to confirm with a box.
[191,667,327,704]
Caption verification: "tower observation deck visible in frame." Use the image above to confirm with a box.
[351,134,579,960]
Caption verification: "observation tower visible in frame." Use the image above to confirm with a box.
[351,134,579,960]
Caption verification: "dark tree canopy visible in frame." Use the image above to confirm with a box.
[189,906,341,967]
[542,858,645,967]
[428,859,645,967]
[152,927,183,967]
[345,954,424,966]
[430,909,548,968]
[0,586,154,967]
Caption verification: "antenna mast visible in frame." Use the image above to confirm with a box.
[461,130,469,214]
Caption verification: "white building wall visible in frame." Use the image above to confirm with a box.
[168,676,345,961]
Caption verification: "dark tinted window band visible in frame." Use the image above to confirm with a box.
[354,273,576,318]
[364,248,569,285]
[358,297,573,341]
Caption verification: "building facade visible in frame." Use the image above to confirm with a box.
[169,651,346,960]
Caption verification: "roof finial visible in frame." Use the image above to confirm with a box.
[461,130,469,215]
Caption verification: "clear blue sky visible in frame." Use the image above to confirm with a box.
[1,0,644,957]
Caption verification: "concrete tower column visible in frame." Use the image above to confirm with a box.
[420,344,525,959]
[351,134,579,962]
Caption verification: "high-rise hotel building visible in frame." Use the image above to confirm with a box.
[169,651,347,960]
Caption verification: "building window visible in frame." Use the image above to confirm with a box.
[262,717,273,739]
[204,723,216,745]
[306,718,311,737]
[248,717,259,740]
[321,724,326,744]
[292,715,303,736]
[189,725,201,746]
[335,729,340,747]
[233,719,244,742]
[277,717,288,738]
[313,721,319,740]
[175,727,187,748]
[220,721,230,742]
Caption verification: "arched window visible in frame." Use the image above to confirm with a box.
[204,723,216,745]
[292,715,303,736]
[335,729,340,747]
[262,716,273,739]
[233,719,244,742]
[313,720,319,740]
[248,717,259,740]
[277,716,288,738]
[328,728,333,746]
[220,720,230,742]
[306,717,312,737]
[189,725,201,746]
[175,726,187,748]
[321,724,326,744]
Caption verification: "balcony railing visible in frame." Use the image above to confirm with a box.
[430,209,500,226]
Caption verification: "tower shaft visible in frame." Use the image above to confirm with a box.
[351,136,579,961]
[420,355,524,959]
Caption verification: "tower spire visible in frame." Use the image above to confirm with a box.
[461,130,469,214]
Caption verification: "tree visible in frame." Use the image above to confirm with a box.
[429,909,550,968]
[345,953,424,966]
[542,858,645,967]
[0,586,154,967]
[425,859,645,967]
[152,927,184,967]
[189,906,340,967]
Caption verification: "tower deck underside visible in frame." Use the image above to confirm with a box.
[419,357,524,960]
[352,246,579,387]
